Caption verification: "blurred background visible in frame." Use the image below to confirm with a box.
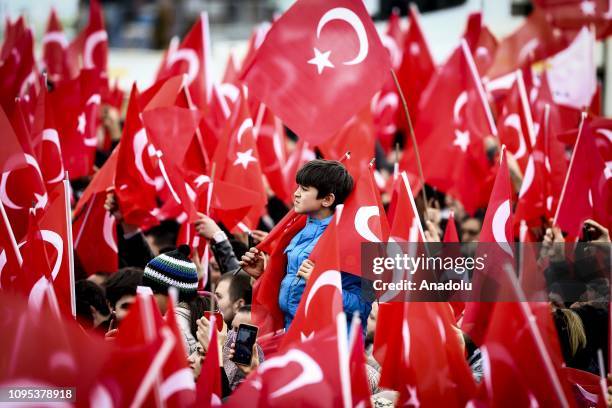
[1,0,610,113]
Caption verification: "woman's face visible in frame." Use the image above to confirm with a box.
[187,345,205,380]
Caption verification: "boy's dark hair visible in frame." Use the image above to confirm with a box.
[105,267,143,308]
[219,271,253,304]
[75,280,110,327]
[296,160,354,209]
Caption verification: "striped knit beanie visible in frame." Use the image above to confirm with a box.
[143,245,198,296]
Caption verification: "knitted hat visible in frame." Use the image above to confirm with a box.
[143,245,198,296]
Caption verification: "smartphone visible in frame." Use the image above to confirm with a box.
[231,324,258,366]
[203,311,224,332]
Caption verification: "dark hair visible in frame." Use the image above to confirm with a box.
[75,280,110,328]
[237,305,251,314]
[296,160,354,209]
[144,220,179,254]
[105,267,143,308]
[186,293,211,341]
[219,271,252,304]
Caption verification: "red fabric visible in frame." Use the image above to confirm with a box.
[241,0,390,145]
[142,106,202,223]
[389,171,425,243]
[115,85,159,230]
[532,0,612,39]
[0,25,34,112]
[336,166,390,276]
[400,42,494,214]
[396,6,436,130]
[42,9,70,81]
[195,315,222,407]
[463,150,514,344]
[72,191,118,275]
[156,13,212,109]
[225,324,349,408]
[487,9,568,79]
[444,211,460,243]
[280,216,343,349]
[253,212,306,336]
[210,91,266,231]
[74,147,117,216]
[462,12,498,76]
[349,319,372,408]
[554,118,612,236]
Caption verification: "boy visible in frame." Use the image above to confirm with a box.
[240,159,372,331]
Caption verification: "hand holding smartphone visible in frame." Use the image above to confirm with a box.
[231,324,258,366]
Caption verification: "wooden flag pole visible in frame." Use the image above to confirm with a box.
[64,172,76,318]
[390,69,430,221]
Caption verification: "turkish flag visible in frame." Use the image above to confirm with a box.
[142,106,202,223]
[348,316,372,408]
[195,315,222,407]
[73,147,117,216]
[0,24,35,112]
[487,9,567,79]
[462,150,515,344]
[479,280,575,407]
[156,13,212,109]
[69,0,108,75]
[42,8,70,82]
[462,12,498,76]
[400,41,496,214]
[497,70,536,173]
[336,165,390,277]
[210,90,267,231]
[280,215,343,349]
[388,171,426,243]
[375,302,476,407]
[226,318,351,408]
[554,117,612,236]
[0,202,22,290]
[113,293,195,408]
[114,85,159,230]
[396,5,436,128]
[444,211,460,243]
[282,139,316,205]
[532,0,612,39]
[72,191,118,276]
[241,0,391,145]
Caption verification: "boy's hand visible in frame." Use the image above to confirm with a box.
[239,247,265,279]
[297,259,314,281]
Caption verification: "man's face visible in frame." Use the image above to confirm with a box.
[293,185,325,214]
[231,311,252,332]
[461,218,481,243]
[114,294,136,323]
[215,279,235,326]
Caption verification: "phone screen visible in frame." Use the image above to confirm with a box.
[232,324,258,366]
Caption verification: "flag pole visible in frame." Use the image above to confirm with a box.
[552,112,588,227]
[389,69,430,221]
[64,172,76,318]
[0,197,23,266]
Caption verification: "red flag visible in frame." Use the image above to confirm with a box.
[195,315,222,407]
[487,9,567,79]
[280,215,343,348]
[532,0,612,39]
[226,316,351,408]
[444,211,460,243]
[210,91,267,231]
[462,12,498,76]
[396,5,436,128]
[0,24,35,111]
[72,192,118,275]
[156,13,213,109]
[142,106,202,223]
[400,41,497,214]
[375,302,476,407]
[0,200,23,290]
[115,85,159,230]
[554,116,612,236]
[336,164,390,276]
[74,147,117,216]
[479,271,574,407]
[348,316,372,408]
[462,149,515,344]
[241,0,391,145]
[388,171,426,243]
[42,8,70,81]
[72,0,108,75]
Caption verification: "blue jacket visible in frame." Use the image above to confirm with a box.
[278,215,372,332]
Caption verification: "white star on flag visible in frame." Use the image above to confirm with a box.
[308,47,334,74]
[233,149,257,169]
[77,112,86,134]
[453,130,470,152]
[580,0,596,15]
[410,43,421,56]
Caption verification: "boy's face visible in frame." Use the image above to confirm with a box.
[293,185,326,214]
